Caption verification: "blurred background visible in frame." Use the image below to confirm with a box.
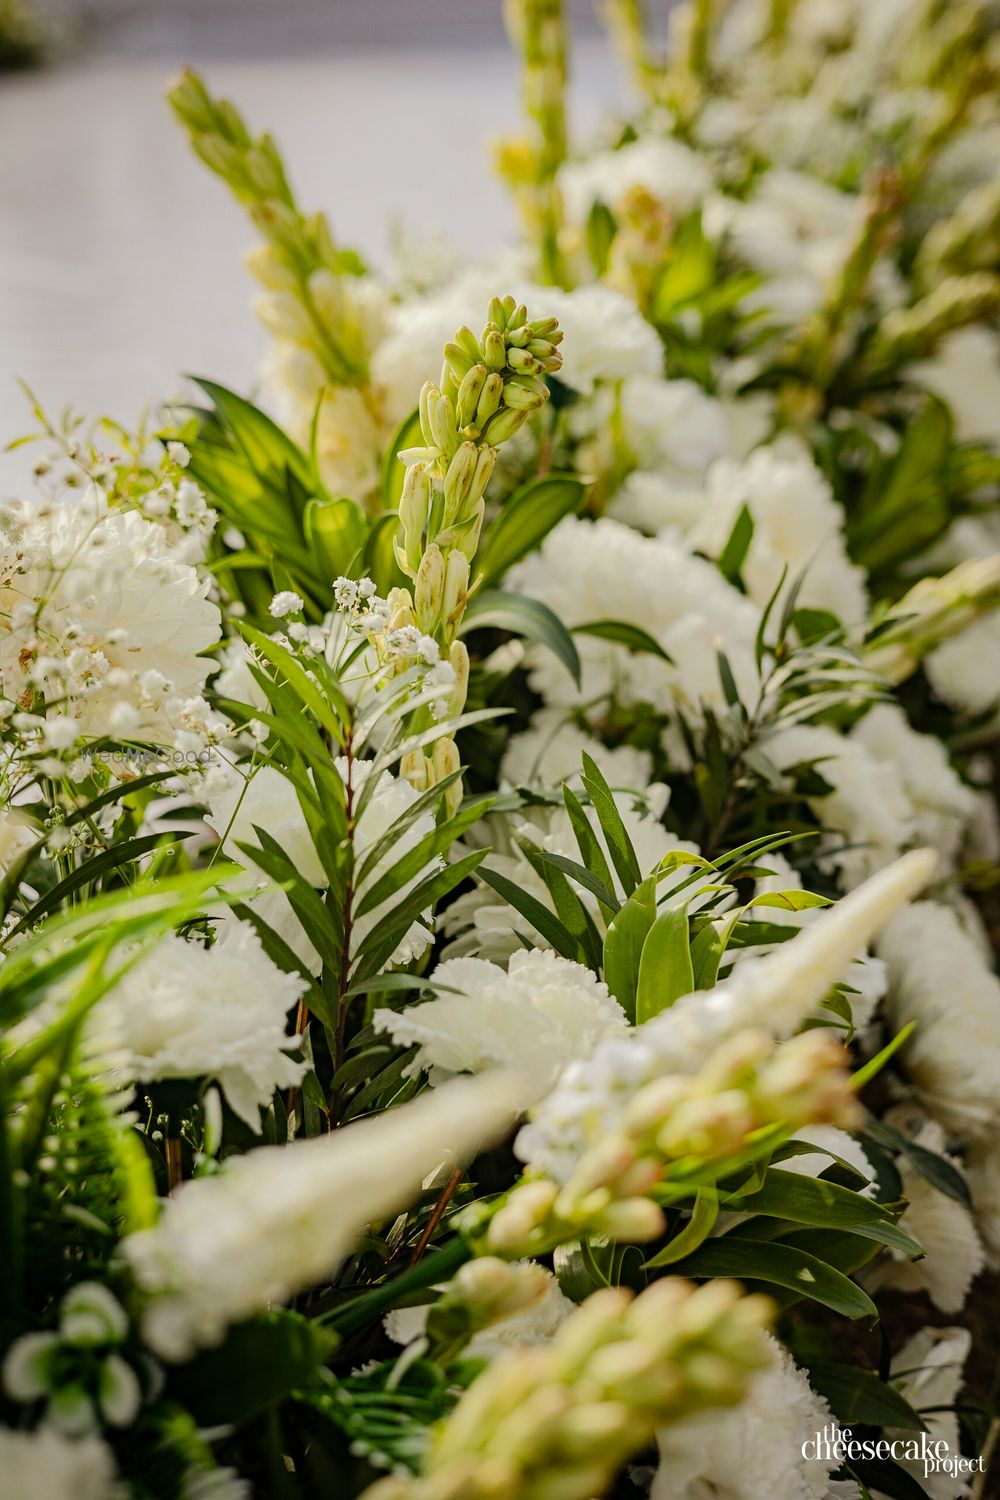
[0,0,619,481]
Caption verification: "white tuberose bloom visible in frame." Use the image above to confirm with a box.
[98,922,306,1130]
[122,1072,521,1361]
[0,1426,117,1500]
[375,949,627,1098]
[651,1335,836,1500]
[518,852,935,1182]
[0,490,220,744]
[877,901,1000,1143]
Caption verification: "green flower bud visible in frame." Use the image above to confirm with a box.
[444,441,479,524]
[507,346,546,374]
[502,374,550,410]
[442,553,471,632]
[456,364,489,430]
[482,406,529,445]
[432,737,463,817]
[483,327,508,372]
[415,544,446,633]
[475,372,505,426]
[447,640,470,714]
[444,341,476,386]
[467,447,498,510]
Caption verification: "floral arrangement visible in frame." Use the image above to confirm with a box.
[3,1,1000,1497]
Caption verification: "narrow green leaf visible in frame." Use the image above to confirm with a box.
[462,589,581,686]
[645,1189,718,1268]
[476,865,584,963]
[670,1238,879,1321]
[580,752,642,897]
[602,875,657,1023]
[717,503,754,584]
[478,474,587,581]
[573,619,673,663]
[635,902,694,1023]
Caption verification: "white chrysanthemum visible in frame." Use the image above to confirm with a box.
[866,1120,984,1315]
[98,922,306,1129]
[510,516,760,729]
[558,135,713,223]
[531,283,664,396]
[877,901,1000,1143]
[203,758,437,972]
[0,490,220,745]
[764,722,916,887]
[692,439,869,623]
[0,1426,117,1500]
[375,949,627,1097]
[852,704,975,869]
[650,1335,835,1500]
[500,708,652,790]
[909,326,1000,445]
[886,1326,971,1500]
[518,853,934,1182]
[384,1262,574,1359]
[442,784,699,963]
[122,1072,521,1361]
[925,611,1000,718]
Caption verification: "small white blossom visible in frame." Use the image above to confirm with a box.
[268,591,304,619]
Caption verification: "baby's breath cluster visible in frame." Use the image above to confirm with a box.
[362,1278,772,1500]
[486,1028,859,1256]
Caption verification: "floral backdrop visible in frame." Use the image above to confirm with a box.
[2,2,1000,1498]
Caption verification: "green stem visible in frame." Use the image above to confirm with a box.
[324,1237,470,1337]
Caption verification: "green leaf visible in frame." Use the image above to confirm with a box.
[806,1363,925,1431]
[724,1168,924,1258]
[304,496,368,581]
[635,902,694,1023]
[478,474,588,581]
[573,619,673,663]
[862,1119,972,1209]
[168,1311,333,1425]
[669,1238,879,1321]
[193,378,314,496]
[717,503,754,585]
[602,875,657,1023]
[477,865,583,963]
[586,199,617,277]
[563,784,618,920]
[462,589,581,686]
[580,753,642,896]
[645,1188,718,1267]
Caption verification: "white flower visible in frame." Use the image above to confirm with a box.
[166,441,190,467]
[650,1335,835,1500]
[780,1125,877,1194]
[852,704,975,870]
[865,1120,984,1315]
[122,1071,521,1360]
[692,439,869,623]
[925,610,1000,718]
[268,591,303,618]
[529,284,663,396]
[877,901,1000,1143]
[181,1468,251,1500]
[97,922,306,1129]
[203,759,438,973]
[0,490,220,746]
[886,1326,971,1500]
[500,708,653,791]
[559,135,713,224]
[375,949,627,1098]
[0,1427,117,1500]
[966,1141,1000,1270]
[0,809,35,876]
[909,326,1000,445]
[510,516,760,731]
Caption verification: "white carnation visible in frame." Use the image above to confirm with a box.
[510,516,759,729]
[532,284,664,395]
[558,135,713,223]
[886,1326,971,1500]
[650,1335,835,1500]
[122,1072,521,1360]
[375,949,627,1098]
[851,704,975,869]
[693,439,868,623]
[877,901,1000,1143]
[909,326,1000,446]
[500,708,652,791]
[925,611,1000,718]
[99,922,306,1129]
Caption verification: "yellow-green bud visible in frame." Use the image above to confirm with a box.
[424,385,459,458]
[432,737,463,817]
[475,372,505,426]
[399,463,431,575]
[502,374,549,410]
[447,641,470,715]
[482,406,529,445]
[443,441,479,524]
[507,346,545,374]
[592,1198,665,1242]
[483,326,508,371]
[400,748,429,795]
[456,363,489,429]
[468,446,498,507]
[457,499,486,561]
[442,551,471,626]
[415,544,446,633]
[444,340,476,386]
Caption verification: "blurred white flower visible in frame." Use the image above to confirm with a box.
[0,1426,117,1500]
[886,1326,971,1500]
[909,326,1000,445]
[384,1261,574,1360]
[375,949,627,1097]
[650,1334,835,1500]
[851,704,975,870]
[123,1072,521,1360]
[967,1141,1000,1270]
[500,708,653,790]
[877,901,1000,1143]
[99,922,306,1129]
[558,135,713,223]
[925,610,1000,718]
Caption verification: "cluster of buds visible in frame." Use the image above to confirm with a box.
[421,1258,553,1365]
[863,555,1000,685]
[362,1278,772,1500]
[394,298,563,801]
[496,0,570,285]
[860,271,1000,378]
[168,69,376,386]
[485,1029,860,1257]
